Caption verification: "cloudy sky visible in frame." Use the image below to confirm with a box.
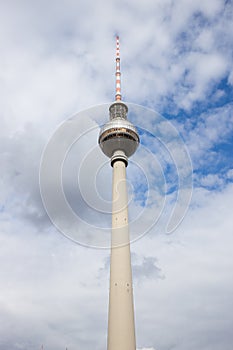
[1,0,233,349]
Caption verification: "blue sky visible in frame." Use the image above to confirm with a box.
[0,1,233,350]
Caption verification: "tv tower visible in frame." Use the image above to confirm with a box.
[99,36,140,350]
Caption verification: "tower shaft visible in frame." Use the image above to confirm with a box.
[99,36,139,350]
[107,158,136,350]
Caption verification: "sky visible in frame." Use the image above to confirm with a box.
[0,0,233,349]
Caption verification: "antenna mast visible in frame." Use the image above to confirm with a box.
[115,35,121,101]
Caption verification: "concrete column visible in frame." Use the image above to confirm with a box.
[107,158,136,350]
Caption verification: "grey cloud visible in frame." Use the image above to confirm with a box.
[133,256,165,282]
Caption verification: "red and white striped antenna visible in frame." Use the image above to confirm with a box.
[115,35,121,101]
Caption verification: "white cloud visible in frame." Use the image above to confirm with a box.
[133,183,233,350]
[183,103,233,169]
[198,173,223,188]
[226,168,233,180]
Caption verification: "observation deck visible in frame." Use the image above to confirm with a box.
[98,101,139,163]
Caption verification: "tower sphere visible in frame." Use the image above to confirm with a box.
[98,101,140,162]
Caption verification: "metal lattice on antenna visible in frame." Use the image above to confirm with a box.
[115,35,121,101]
